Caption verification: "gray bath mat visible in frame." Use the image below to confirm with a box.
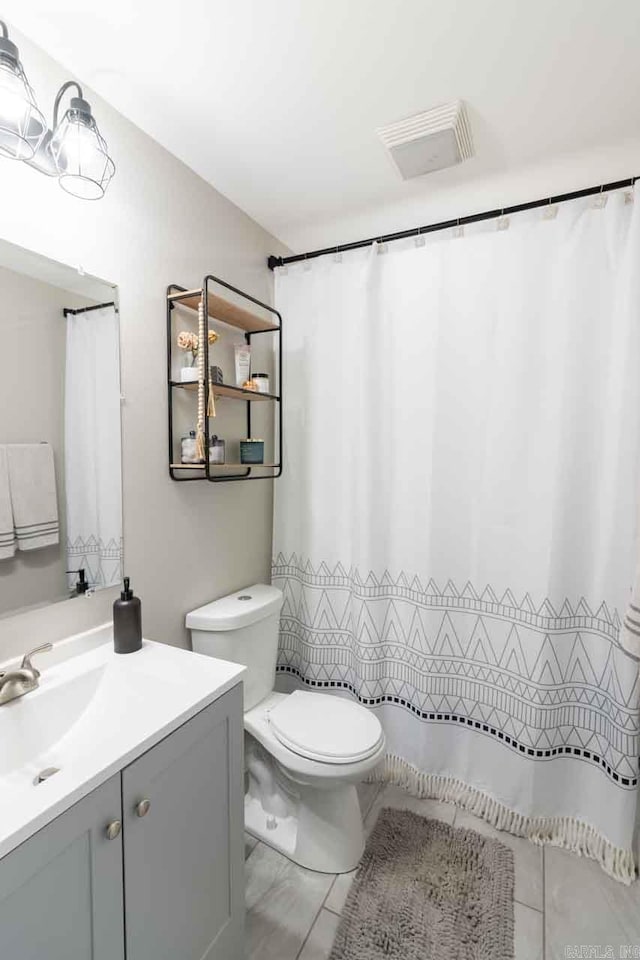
[329,807,514,960]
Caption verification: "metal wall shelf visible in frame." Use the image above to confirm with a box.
[167,274,282,483]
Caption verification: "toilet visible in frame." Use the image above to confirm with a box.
[186,584,385,874]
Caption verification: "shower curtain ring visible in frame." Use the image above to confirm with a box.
[592,183,607,209]
[625,177,635,204]
[497,208,509,231]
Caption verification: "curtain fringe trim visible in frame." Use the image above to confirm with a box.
[371,753,637,885]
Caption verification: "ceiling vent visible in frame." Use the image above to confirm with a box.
[377,100,474,180]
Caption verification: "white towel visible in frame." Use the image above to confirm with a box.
[0,446,16,560]
[6,444,59,551]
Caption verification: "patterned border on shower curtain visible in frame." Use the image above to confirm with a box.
[273,553,640,882]
[272,554,640,789]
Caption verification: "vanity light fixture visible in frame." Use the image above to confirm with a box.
[0,22,115,199]
[0,20,46,161]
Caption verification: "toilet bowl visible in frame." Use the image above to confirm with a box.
[186,584,385,873]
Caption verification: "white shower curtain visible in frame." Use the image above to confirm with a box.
[273,186,640,882]
[65,304,123,590]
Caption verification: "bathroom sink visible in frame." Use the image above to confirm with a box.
[0,661,105,781]
[0,624,245,859]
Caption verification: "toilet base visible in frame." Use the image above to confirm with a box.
[245,780,365,874]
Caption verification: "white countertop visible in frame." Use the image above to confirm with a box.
[0,625,245,859]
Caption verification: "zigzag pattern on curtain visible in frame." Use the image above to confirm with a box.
[273,554,640,789]
[67,535,123,589]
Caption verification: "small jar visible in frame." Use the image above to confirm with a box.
[209,436,225,465]
[252,373,270,394]
[181,430,202,464]
[240,439,265,464]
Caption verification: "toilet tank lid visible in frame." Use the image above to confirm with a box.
[185,584,283,631]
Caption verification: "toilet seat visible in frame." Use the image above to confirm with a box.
[267,690,384,764]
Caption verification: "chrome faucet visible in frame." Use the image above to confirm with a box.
[0,643,53,706]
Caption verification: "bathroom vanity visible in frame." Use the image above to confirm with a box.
[0,626,246,960]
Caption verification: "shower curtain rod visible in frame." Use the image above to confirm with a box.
[266,175,639,270]
[63,300,117,317]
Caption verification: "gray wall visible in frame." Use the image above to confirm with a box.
[0,24,289,662]
[0,266,97,618]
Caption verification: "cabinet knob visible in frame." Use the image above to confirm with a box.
[136,799,151,818]
[106,819,122,840]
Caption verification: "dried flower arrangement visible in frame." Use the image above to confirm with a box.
[177,329,218,366]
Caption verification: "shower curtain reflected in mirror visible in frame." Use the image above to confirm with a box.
[65,304,122,590]
[273,186,640,882]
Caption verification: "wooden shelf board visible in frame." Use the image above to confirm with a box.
[168,289,279,334]
[170,463,278,470]
[170,380,200,390]
[170,381,279,401]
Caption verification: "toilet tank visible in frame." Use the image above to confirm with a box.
[186,584,283,710]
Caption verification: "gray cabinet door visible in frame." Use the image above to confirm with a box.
[0,774,124,960]
[122,684,244,960]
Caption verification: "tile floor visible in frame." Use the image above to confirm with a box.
[244,782,640,960]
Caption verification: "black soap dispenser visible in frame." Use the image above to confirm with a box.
[113,577,142,654]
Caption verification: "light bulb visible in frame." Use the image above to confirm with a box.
[57,123,105,190]
[0,68,29,122]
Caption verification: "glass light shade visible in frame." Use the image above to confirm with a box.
[0,57,46,160]
[23,130,57,177]
[50,108,115,199]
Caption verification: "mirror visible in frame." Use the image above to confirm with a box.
[0,239,122,619]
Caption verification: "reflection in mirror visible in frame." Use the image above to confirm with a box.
[0,240,122,619]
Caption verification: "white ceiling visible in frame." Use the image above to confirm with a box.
[5,0,640,252]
